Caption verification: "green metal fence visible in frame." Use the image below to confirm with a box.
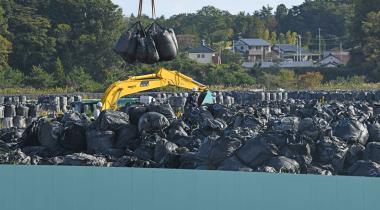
[0,165,379,210]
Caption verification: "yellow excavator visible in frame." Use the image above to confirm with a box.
[100,68,212,111]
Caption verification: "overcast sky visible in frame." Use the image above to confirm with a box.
[112,0,305,17]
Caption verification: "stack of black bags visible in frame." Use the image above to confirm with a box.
[114,21,178,64]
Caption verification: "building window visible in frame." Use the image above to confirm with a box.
[201,54,205,58]
[197,54,201,58]
[240,46,244,50]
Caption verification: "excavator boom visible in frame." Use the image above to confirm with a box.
[101,68,207,110]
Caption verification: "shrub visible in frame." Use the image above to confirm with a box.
[27,66,56,89]
[298,72,324,89]
[0,67,25,88]
[68,66,101,92]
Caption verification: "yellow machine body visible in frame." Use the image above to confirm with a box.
[101,68,207,110]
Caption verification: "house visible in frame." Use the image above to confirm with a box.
[188,41,221,64]
[272,44,314,61]
[323,50,350,65]
[233,38,271,62]
[318,53,343,68]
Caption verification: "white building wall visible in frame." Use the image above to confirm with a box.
[189,53,215,64]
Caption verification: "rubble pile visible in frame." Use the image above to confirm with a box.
[1,99,380,178]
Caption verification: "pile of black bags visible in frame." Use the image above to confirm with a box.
[2,98,380,178]
[114,21,178,64]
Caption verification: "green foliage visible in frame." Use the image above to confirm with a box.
[68,66,101,92]
[0,5,11,68]
[7,4,56,73]
[0,0,378,91]
[298,72,324,89]
[221,49,243,64]
[361,11,380,81]
[0,66,24,88]
[27,66,56,89]
[53,58,68,87]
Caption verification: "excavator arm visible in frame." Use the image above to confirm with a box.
[101,68,207,110]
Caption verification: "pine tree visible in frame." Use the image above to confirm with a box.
[53,58,66,87]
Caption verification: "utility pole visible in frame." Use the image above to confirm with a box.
[318,28,321,61]
[339,41,343,61]
[296,35,299,62]
[299,35,302,62]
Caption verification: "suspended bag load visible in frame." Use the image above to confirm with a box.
[136,22,160,64]
[146,22,178,61]
[113,22,139,63]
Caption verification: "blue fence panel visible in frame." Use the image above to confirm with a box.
[0,165,379,210]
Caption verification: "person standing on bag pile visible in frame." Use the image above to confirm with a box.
[185,88,200,109]
[93,102,102,120]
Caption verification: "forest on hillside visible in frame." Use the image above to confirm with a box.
[0,0,379,91]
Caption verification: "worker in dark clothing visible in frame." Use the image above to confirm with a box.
[185,88,200,109]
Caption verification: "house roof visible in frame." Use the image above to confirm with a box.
[320,53,342,62]
[240,38,271,47]
[273,44,309,54]
[188,45,215,53]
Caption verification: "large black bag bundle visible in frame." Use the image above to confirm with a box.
[235,136,278,169]
[136,34,160,64]
[146,22,178,61]
[113,22,140,63]
[134,21,159,64]
[96,110,129,131]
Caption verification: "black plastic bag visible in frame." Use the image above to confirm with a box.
[147,22,178,61]
[136,23,160,64]
[347,160,380,177]
[96,110,129,131]
[63,153,108,167]
[113,22,140,63]
[138,112,170,134]
[128,105,148,125]
[115,125,139,150]
[148,103,176,122]
[369,121,380,142]
[267,156,300,173]
[364,142,380,164]
[60,124,87,152]
[197,136,241,168]
[38,119,65,154]
[333,117,369,145]
[86,127,115,154]
[235,136,278,169]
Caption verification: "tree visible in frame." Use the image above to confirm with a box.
[27,66,56,89]
[53,58,67,87]
[7,4,56,73]
[303,31,312,49]
[0,67,24,88]
[286,31,291,44]
[221,49,243,64]
[0,5,11,68]
[279,33,286,44]
[275,4,288,21]
[352,0,380,44]
[38,0,124,81]
[290,32,298,45]
[270,31,277,44]
[263,29,270,41]
[361,11,380,81]
[68,66,101,92]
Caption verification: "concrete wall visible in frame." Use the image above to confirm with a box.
[0,166,379,210]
